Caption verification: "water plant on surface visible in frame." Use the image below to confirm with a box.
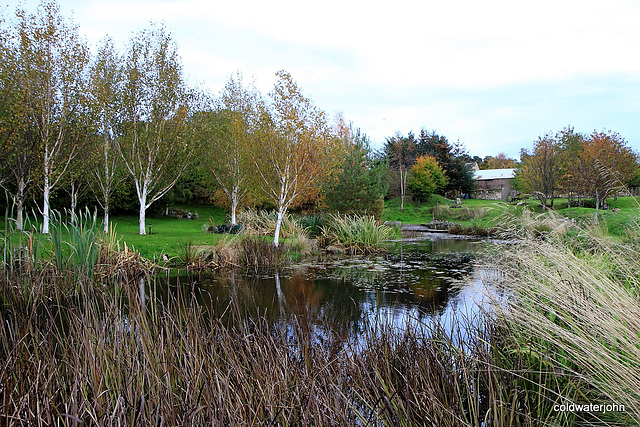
[319,213,396,254]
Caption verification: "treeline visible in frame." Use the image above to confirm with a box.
[383,130,477,209]
[515,126,639,220]
[2,1,638,240]
[0,1,391,245]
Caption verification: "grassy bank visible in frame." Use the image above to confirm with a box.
[382,195,640,237]
[109,204,228,260]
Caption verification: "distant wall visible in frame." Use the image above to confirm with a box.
[471,179,517,201]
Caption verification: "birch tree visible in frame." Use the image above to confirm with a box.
[515,134,561,211]
[116,25,195,235]
[0,20,41,230]
[252,70,333,247]
[204,72,260,225]
[15,0,90,233]
[88,37,124,232]
[385,132,416,210]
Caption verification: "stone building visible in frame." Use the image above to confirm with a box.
[471,168,517,201]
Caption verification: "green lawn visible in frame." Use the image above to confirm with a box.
[110,204,227,259]
[1,204,229,261]
[381,195,640,236]
[4,195,639,261]
[382,196,507,227]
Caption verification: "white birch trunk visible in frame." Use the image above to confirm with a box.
[594,192,599,224]
[273,205,286,247]
[400,168,406,210]
[103,208,109,233]
[230,186,239,225]
[70,181,78,224]
[139,201,147,235]
[43,173,51,234]
[139,185,147,234]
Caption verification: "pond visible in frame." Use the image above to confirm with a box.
[147,234,496,344]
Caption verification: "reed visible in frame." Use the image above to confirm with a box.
[319,214,395,254]
[487,211,640,425]
[0,275,579,426]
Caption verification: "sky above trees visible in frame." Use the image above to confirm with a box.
[6,0,640,157]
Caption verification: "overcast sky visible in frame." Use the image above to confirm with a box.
[7,0,640,157]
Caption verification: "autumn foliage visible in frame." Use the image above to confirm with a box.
[408,155,448,202]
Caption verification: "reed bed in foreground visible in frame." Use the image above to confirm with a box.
[487,211,640,425]
[0,271,597,426]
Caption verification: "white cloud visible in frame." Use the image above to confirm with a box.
[11,0,640,155]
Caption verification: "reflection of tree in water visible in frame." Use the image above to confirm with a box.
[156,237,479,344]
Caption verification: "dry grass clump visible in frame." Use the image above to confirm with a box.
[237,209,306,239]
[487,213,640,425]
[496,208,576,239]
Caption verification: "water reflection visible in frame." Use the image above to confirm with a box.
[149,236,491,343]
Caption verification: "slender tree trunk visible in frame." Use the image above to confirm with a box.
[70,181,78,224]
[273,205,286,247]
[231,186,238,225]
[43,174,51,234]
[139,191,147,235]
[536,193,547,212]
[594,192,599,224]
[400,168,406,210]
[16,201,24,231]
[103,207,109,233]
[15,179,26,231]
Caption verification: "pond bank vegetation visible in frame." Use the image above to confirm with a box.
[1,205,638,425]
[1,271,607,426]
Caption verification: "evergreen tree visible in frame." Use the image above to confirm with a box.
[324,129,388,218]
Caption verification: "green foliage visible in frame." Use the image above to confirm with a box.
[323,129,388,219]
[408,155,448,201]
[417,130,475,195]
[295,213,326,238]
[319,213,395,254]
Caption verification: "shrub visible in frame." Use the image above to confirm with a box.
[319,214,395,254]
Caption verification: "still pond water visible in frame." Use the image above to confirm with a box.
[148,235,497,342]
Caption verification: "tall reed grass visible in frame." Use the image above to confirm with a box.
[237,209,307,239]
[487,210,640,425]
[319,214,396,254]
[0,273,581,426]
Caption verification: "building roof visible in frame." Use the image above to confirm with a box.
[474,168,516,180]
